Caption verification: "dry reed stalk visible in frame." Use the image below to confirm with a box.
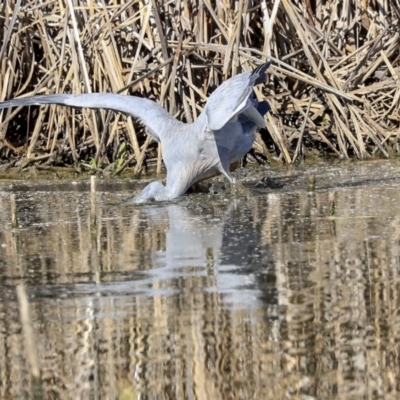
[0,0,399,170]
[293,93,313,162]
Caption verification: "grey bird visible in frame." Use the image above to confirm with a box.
[0,62,271,202]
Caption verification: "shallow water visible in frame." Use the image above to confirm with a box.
[1,160,400,400]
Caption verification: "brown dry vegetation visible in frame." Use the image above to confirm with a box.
[0,0,399,174]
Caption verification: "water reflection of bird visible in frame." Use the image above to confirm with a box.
[140,200,275,307]
[0,62,271,202]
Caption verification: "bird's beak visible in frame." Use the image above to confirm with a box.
[242,105,266,128]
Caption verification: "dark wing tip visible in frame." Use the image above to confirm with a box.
[251,61,272,85]
[257,101,271,117]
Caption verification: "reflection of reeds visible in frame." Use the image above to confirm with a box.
[10,194,18,229]
[0,1,399,169]
[16,285,40,379]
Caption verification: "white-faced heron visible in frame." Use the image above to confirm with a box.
[0,62,271,202]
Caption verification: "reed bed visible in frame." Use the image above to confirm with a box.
[0,0,399,173]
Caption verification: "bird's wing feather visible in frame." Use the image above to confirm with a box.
[202,99,271,167]
[0,93,180,142]
[204,62,271,131]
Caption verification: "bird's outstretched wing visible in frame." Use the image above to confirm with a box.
[0,93,180,142]
[204,62,271,131]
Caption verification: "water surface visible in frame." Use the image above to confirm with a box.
[1,160,400,399]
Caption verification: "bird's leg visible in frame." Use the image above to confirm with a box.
[219,165,249,195]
